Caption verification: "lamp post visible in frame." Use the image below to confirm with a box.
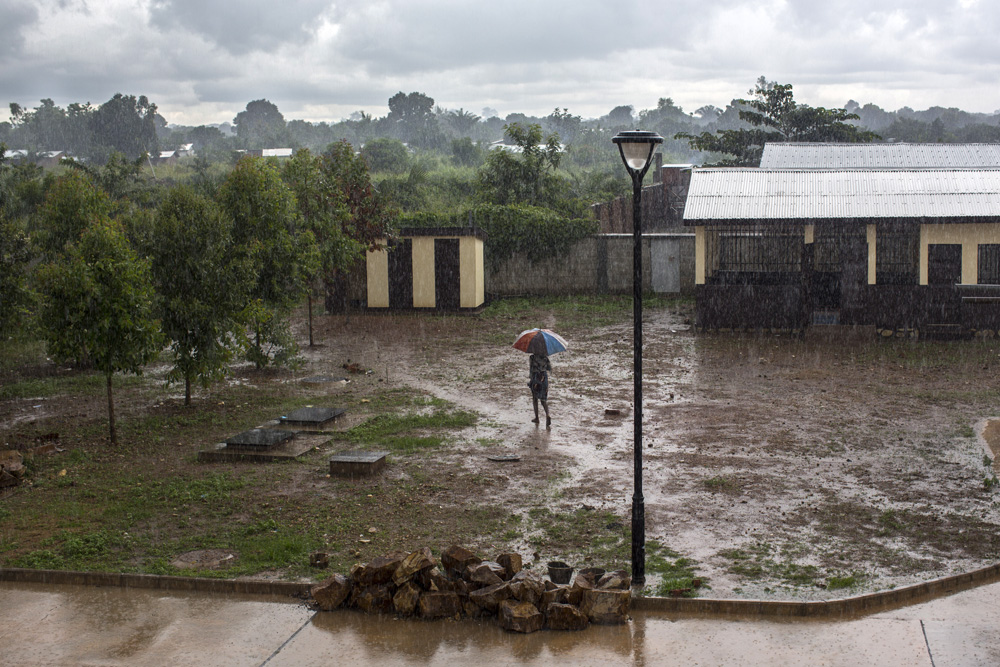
[612,130,663,586]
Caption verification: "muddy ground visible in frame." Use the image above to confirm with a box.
[3,300,1000,599]
[301,305,1000,599]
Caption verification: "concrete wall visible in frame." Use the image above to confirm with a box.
[487,233,695,297]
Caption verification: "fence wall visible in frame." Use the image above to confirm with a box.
[591,165,691,234]
[486,233,695,297]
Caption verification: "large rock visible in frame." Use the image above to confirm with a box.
[441,545,481,576]
[418,591,463,619]
[545,603,590,631]
[469,581,511,613]
[495,553,522,580]
[465,562,504,587]
[311,573,352,611]
[581,589,630,625]
[540,586,569,608]
[566,572,595,606]
[418,566,454,592]
[354,583,395,614]
[597,570,630,590]
[509,569,544,605]
[357,552,406,586]
[393,581,422,615]
[393,547,436,586]
[498,599,543,634]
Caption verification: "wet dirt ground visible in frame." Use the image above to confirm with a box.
[3,302,999,599]
[301,306,1000,600]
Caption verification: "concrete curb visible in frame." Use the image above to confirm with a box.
[4,562,999,619]
[0,568,313,598]
[633,562,1000,618]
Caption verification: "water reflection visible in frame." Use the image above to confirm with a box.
[299,609,634,665]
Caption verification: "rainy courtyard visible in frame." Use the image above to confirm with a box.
[2,296,1000,601]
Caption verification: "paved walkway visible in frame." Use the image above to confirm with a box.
[1,579,998,666]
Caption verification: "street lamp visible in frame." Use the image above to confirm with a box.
[612,130,663,586]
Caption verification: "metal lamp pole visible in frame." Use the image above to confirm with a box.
[612,130,663,586]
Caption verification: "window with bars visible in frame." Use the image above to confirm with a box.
[876,223,919,285]
[711,224,802,274]
[978,244,1000,285]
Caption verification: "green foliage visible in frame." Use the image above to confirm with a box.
[450,137,484,167]
[360,137,410,173]
[646,541,707,598]
[218,156,312,367]
[233,99,288,149]
[476,123,569,211]
[31,170,112,258]
[0,215,35,339]
[399,203,598,270]
[677,77,879,166]
[88,93,159,163]
[147,186,253,403]
[344,410,477,453]
[385,91,443,149]
[34,217,162,444]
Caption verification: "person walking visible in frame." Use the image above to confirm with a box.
[529,352,552,427]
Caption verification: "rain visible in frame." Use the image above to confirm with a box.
[5,1,1000,665]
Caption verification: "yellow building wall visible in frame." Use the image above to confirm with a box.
[459,237,485,308]
[365,242,389,308]
[411,237,436,307]
[695,226,706,285]
[919,224,1000,285]
[804,225,814,244]
[867,224,877,285]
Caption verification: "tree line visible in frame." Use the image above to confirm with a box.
[0,144,392,445]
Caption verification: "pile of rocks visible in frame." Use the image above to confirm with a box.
[309,545,630,633]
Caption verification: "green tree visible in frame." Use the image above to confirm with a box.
[384,91,443,148]
[31,171,112,258]
[233,99,288,149]
[218,156,312,367]
[0,214,34,340]
[677,77,879,166]
[89,93,159,162]
[147,186,253,404]
[35,218,161,445]
[475,123,568,210]
[360,137,410,173]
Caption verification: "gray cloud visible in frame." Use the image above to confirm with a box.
[6,0,1000,126]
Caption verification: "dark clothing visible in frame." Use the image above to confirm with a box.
[528,353,551,402]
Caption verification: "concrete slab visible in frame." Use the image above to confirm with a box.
[279,407,345,427]
[225,428,293,448]
[329,450,388,477]
[197,433,330,463]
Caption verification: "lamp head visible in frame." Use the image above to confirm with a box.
[612,130,664,176]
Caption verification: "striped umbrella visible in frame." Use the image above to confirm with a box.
[512,328,568,355]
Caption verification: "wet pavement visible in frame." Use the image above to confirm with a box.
[2,579,998,666]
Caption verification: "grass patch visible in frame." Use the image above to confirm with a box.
[718,541,824,589]
[646,540,707,598]
[341,409,477,453]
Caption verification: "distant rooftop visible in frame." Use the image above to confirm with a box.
[684,168,1000,221]
[760,142,1000,169]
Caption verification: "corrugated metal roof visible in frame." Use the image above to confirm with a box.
[759,143,1000,169]
[683,168,1000,221]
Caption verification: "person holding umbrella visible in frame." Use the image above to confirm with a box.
[513,328,568,428]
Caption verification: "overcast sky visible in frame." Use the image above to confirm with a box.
[3,0,1000,127]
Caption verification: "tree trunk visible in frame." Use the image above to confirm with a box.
[106,373,117,446]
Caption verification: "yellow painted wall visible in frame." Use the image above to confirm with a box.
[919,224,1000,285]
[867,224,877,285]
[695,226,706,285]
[366,241,389,308]
[459,237,485,308]
[804,225,814,244]
[410,237,436,307]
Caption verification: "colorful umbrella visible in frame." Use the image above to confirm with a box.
[512,328,568,355]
